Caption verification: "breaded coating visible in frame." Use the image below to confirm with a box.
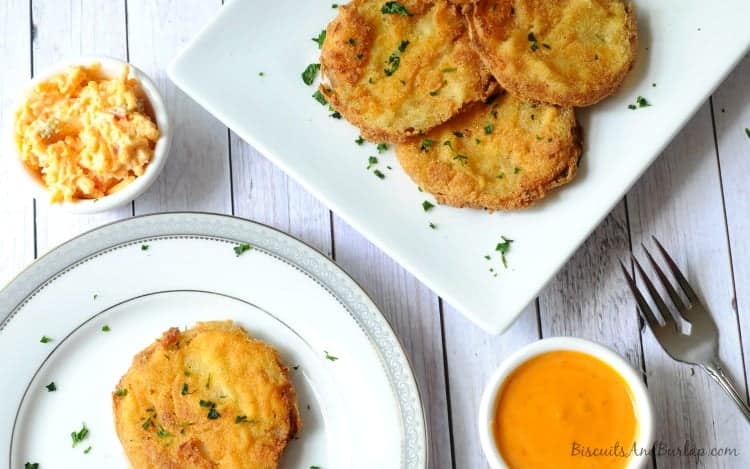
[113,321,301,469]
[396,93,581,209]
[320,0,496,143]
[466,0,638,106]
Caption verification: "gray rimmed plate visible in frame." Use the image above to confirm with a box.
[0,212,426,468]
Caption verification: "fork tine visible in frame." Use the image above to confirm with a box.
[631,255,680,332]
[651,236,700,303]
[641,243,689,316]
[619,260,662,332]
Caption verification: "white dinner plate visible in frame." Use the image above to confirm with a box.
[168,0,750,334]
[0,213,426,468]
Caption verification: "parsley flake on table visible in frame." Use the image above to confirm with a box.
[312,30,326,49]
[381,1,412,16]
[301,63,321,86]
[40,335,52,344]
[70,423,89,448]
[312,90,328,105]
[234,243,253,257]
[422,200,435,212]
[46,382,57,392]
[420,139,435,152]
[495,236,514,268]
[324,350,339,361]
[101,324,110,332]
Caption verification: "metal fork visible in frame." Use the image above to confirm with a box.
[619,236,750,423]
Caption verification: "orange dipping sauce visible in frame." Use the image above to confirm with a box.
[493,351,637,469]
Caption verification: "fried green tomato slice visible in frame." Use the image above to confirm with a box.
[396,93,581,209]
[320,0,496,142]
[466,0,638,106]
[113,321,301,469]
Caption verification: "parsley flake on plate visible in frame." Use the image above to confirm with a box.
[40,335,52,344]
[301,63,321,86]
[101,324,111,332]
[324,350,339,361]
[141,244,149,251]
[234,243,252,257]
[377,142,389,153]
[373,169,385,179]
[84,446,92,454]
[312,90,328,105]
[312,30,326,49]
[46,382,57,392]
[495,236,514,268]
[367,156,378,169]
[25,463,39,469]
[355,135,365,145]
[429,222,436,229]
[71,423,89,448]
[422,200,435,212]
[381,1,412,16]
[745,128,750,139]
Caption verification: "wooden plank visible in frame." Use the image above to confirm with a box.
[331,216,453,467]
[712,54,750,397]
[0,0,34,286]
[628,103,750,468]
[443,302,539,469]
[127,0,231,215]
[230,132,333,256]
[30,0,131,254]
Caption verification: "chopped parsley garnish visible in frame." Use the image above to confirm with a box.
[484,123,493,134]
[420,139,435,152]
[367,156,378,169]
[745,128,750,139]
[495,236,514,268]
[384,41,409,76]
[347,38,357,46]
[84,446,92,454]
[181,383,189,395]
[542,43,551,49]
[513,167,521,174]
[312,90,328,105]
[429,80,447,96]
[484,255,491,260]
[377,143,389,153]
[157,425,173,438]
[235,415,251,424]
[207,408,220,419]
[301,63,321,86]
[355,135,365,145]
[332,3,338,8]
[70,423,89,448]
[46,382,57,392]
[652,82,657,87]
[311,466,322,469]
[115,388,128,397]
[452,131,464,138]
[329,110,342,119]
[356,53,364,60]
[429,222,436,229]
[373,169,385,179]
[40,336,51,344]
[475,138,481,144]
[528,32,539,51]
[397,39,409,51]
[101,324,110,332]
[381,1,412,16]
[497,172,505,179]
[93,293,98,300]
[453,155,468,165]
[441,67,457,73]
[206,374,212,389]
[142,417,153,430]
[234,243,253,257]
[629,96,651,109]
[258,72,264,77]
[312,30,326,49]
[443,140,454,150]
[141,244,149,251]
[324,350,339,361]
[199,399,215,408]
[628,104,637,110]
[422,200,435,212]
[26,463,39,469]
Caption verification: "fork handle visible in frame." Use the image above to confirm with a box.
[703,361,750,423]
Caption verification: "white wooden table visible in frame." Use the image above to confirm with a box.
[1,2,748,468]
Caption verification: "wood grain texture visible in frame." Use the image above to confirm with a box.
[712,53,750,400]
[628,103,750,468]
[0,0,34,286]
[331,215,453,468]
[31,0,131,254]
[443,302,539,469]
[128,0,231,215]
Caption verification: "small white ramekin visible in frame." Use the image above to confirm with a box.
[4,56,171,213]
[479,337,654,469]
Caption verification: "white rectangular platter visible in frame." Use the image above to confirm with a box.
[169,0,750,333]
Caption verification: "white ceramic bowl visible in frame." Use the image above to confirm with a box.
[5,56,171,213]
[479,337,654,469]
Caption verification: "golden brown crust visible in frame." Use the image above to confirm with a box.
[466,0,638,107]
[396,93,582,210]
[113,321,301,469]
[320,0,497,143]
